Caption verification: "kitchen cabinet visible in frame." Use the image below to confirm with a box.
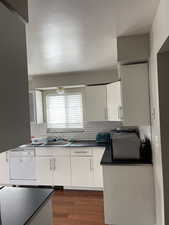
[120,63,150,125]
[71,157,94,187]
[36,157,53,185]
[29,90,44,124]
[85,85,107,121]
[0,152,9,184]
[93,147,105,188]
[103,165,155,225]
[107,81,122,121]
[53,157,71,186]
[0,2,30,152]
[9,147,105,189]
[36,147,71,186]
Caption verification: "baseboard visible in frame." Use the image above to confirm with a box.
[64,186,103,191]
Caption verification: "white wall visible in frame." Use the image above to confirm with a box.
[29,69,118,90]
[149,0,169,224]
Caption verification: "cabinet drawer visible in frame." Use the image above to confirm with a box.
[51,148,70,157]
[36,147,70,157]
[71,148,93,156]
[35,147,53,156]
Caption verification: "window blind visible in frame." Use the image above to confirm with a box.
[46,92,83,129]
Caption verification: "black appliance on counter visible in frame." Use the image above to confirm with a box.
[110,127,152,161]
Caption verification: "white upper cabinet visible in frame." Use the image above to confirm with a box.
[120,63,150,125]
[107,81,122,121]
[85,85,107,121]
[0,2,30,152]
[29,90,44,124]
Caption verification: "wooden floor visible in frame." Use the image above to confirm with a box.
[52,190,105,225]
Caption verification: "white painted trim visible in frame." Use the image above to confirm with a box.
[64,186,103,191]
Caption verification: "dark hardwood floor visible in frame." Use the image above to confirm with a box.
[52,190,105,225]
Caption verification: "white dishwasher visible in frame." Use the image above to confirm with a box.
[9,147,36,185]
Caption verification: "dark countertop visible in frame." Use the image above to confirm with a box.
[65,140,106,147]
[101,145,152,165]
[0,187,54,225]
[30,140,106,148]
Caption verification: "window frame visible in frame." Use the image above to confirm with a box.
[43,88,86,133]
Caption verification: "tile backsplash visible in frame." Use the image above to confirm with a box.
[31,121,122,140]
[31,122,151,141]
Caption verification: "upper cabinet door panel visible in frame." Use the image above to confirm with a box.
[0,2,30,152]
[107,81,122,121]
[1,0,28,22]
[120,63,150,126]
[85,85,107,121]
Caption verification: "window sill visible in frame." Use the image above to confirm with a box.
[47,128,85,133]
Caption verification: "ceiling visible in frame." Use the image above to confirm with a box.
[26,0,159,76]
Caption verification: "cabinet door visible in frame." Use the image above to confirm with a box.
[85,85,107,121]
[0,152,9,184]
[29,92,36,123]
[36,157,53,185]
[35,90,44,124]
[71,157,94,187]
[93,148,105,188]
[53,157,71,186]
[107,81,122,121]
[120,63,150,125]
[29,91,43,124]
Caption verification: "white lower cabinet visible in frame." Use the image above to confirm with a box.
[36,147,105,189]
[53,157,71,186]
[0,152,9,185]
[71,157,94,187]
[36,157,53,185]
[8,147,105,189]
[103,165,155,225]
[93,148,105,188]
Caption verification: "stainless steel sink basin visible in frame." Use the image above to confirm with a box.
[44,141,71,147]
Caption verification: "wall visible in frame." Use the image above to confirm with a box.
[0,2,30,152]
[31,121,122,140]
[157,51,169,225]
[117,34,149,63]
[149,0,169,224]
[0,0,28,21]
[29,69,118,90]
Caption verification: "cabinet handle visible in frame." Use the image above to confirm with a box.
[118,106,123,120]
[74,151,88,154]
[90,159,93,171]
[118,106,120,120]
[50,159,52,171]
[120,106,123,120]
[53,159,56,171]
[33,148,36,158]
[6,152,8,162]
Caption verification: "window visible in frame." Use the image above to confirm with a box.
[46,92,84,130]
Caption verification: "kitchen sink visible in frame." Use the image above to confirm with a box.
[44,141,71,146]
